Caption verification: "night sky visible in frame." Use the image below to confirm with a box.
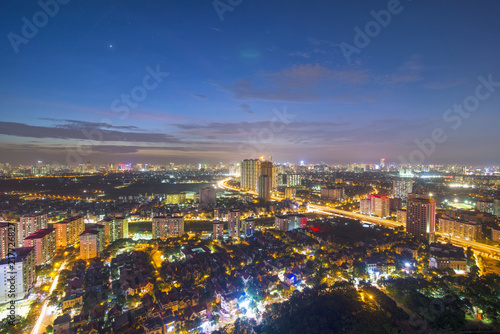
[1,0,500,165]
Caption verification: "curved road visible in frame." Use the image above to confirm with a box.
[218,178,500,257]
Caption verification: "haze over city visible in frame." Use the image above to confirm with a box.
[2,0,500,165]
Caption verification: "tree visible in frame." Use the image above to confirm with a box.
[45,325,53,333]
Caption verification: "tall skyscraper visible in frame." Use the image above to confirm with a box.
[406,194,436,241]
[258,161,273,201]
[258,175,272,202]
[241,159,261,192]
[228,209,241,239]
[393,179,413,203]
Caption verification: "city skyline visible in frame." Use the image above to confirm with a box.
[2,1,500,165]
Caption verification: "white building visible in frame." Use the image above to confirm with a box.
[0,247,35,303]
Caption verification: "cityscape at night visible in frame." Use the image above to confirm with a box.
[1,1,500,334]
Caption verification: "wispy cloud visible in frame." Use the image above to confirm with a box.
[424,78,466,90]
[225,64,369,102]
[0,121,178,143]
[239,103,253,114]
[380,54,424,85]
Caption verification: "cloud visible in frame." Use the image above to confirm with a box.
[40,118,140,131]
[192,93,207,99]
[94,110,183,121]
[424,78,466,90]
[381,54,424,85]
[0,121,178,143]
[288,51,311,58]
[171,118,435,147]
[225,64,369,102]
[239,103,253,114]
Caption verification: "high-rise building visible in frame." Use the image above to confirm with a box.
[380,158,385,169]
[360,198,371,215]
[199,187,217,209]
[372,195,390,218]
[212,220,224,241]
[241,159,261,192]
[152,216,185,239]
[54,216,85,248]
[393,179,413,203]
[23,228,56,266]
[228,209,241,239]
[360,194,390,217]
[320,188,344,201]
[258,175,272,202]
[108,217,128,243]
[278,174,303,187]
[260,161,273,178]
[437,217,481,241]
[165,193,186,205]
[97,217,112,244]
[272,166,280,190]
[284,187,296,199]
[406,194,436,241]
[80,225,106,260]
[20,214,48,240]
[0,247,35,303]
[477,200,495,215]
[0,223,16,259]
[495,198,500,217]
[274,214,307,231]
[241,218,255,238]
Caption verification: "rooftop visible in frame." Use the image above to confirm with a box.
[24,228,55,240]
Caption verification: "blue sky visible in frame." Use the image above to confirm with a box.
[1,0,500,165]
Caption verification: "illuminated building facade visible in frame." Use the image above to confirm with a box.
[437,217,481,241]
[228,209,241,239]
[54,216,85,248]
[0,247,35,303]
[20,214,47,240]
[393,179,413,203]
[152,216,185,239]
[406,194,436,241]
[80,224,105,260]
[241,159,261,192]
[165,193,186,205]
[212,220,224,240]
[23,228,56,266]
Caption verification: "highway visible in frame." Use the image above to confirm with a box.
[31,261,67,334]
[217,177,500,258]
